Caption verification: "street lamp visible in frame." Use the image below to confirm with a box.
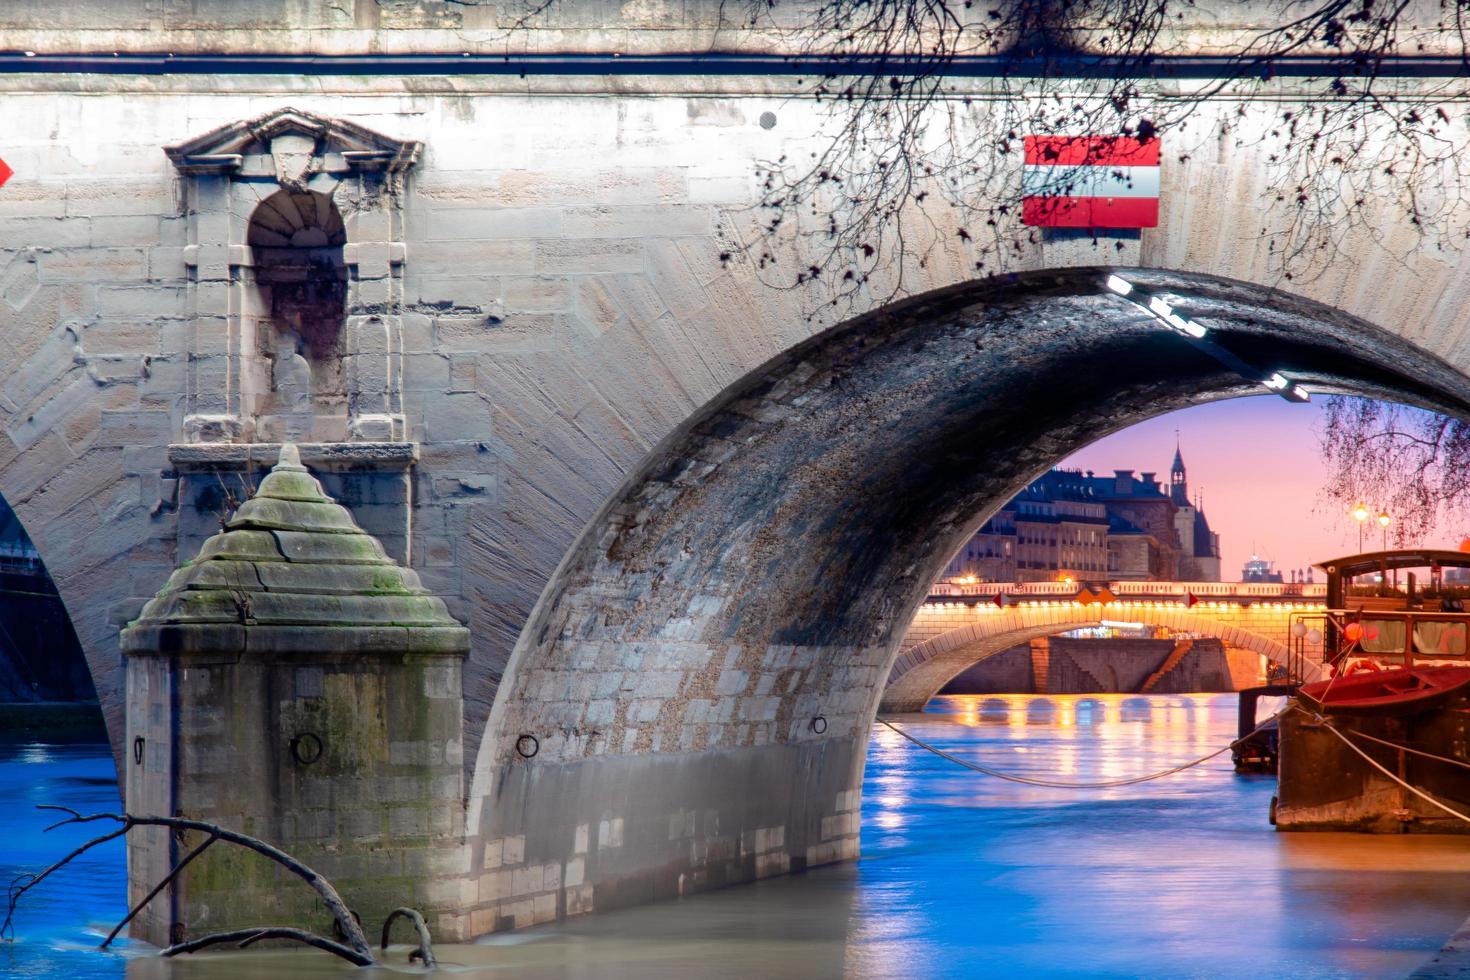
[1352,501,1370,551]
[1378,510,1393,586]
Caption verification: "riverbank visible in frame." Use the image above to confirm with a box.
[0,701,107,743]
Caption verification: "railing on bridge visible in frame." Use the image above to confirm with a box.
[0,542,43,576]
[927,580,1327,602]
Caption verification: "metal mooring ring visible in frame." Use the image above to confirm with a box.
[132,736,145,765]
[515,734,540,759]
[810,715,829,735]
[289,732,324,766]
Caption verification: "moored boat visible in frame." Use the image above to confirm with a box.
[1273,550,1470,833]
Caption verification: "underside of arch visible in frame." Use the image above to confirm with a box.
[465,267,1470,927]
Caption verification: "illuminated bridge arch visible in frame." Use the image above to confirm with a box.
[880,603,1322,713]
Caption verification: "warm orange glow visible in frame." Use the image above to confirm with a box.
[1351,501,1370,523]
[1377,511,1391,528]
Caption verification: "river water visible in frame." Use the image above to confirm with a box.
[4,693,1470,979]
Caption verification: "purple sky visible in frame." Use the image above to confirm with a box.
[1060,395,1463,582]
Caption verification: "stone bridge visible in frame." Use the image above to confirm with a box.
[6,0,1470,942]
[882,581,1327,712]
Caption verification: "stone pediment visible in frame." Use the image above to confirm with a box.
[164,107,422,182]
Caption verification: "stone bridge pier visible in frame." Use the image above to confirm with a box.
[6,0,1470,942]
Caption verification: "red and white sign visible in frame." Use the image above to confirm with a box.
[0,157,11,190]
[1022,136,1159,229]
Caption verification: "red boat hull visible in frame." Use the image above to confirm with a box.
[1297,665,1470,716]
[1276,676,1470,833]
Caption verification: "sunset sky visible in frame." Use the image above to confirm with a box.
[1061,395,1465,582]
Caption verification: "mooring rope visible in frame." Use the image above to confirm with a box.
[1304,708,1470,827]
[874,709,1286,790]
[1331,724,1470,773]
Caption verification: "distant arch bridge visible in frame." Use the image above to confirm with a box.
[882,581,1327,711]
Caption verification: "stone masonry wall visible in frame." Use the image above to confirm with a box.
[124,652,466,945]
[4,31,1470,939]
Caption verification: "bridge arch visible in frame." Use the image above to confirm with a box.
[465,265,1470,926]
[880,605,1318,713]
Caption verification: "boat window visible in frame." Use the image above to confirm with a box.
[1359,619,1407,654]
[1413,620,1468,657]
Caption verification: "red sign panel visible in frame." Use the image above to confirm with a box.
[1022,136,1159,229]
[0,157,11,190]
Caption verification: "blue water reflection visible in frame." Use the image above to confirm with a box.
[2,695,1468,979]
[0,740,130,979]
[855,694,1470,978]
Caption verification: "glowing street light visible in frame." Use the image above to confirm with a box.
[1378,510,1391,553]
[1352,501,1370,551]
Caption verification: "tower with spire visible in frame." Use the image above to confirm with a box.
[1170,434,1188,507]
[1169,436,1222,580]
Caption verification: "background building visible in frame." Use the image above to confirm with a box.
[0,498,92,702]
[1241,556,1286,583]
[946,445,1222,583]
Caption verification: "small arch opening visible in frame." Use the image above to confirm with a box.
[247,189,348,357]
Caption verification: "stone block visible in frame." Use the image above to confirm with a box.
[502,276,570,312]
[82,320,161,354]
[535,239,644,274]
[40,248,150,282]
[688,175,754,205]
[64,179,172,217]
[597,817,624,848]
[97,285,188,318]
[0,249,43,310]
[715,670,749,696]
[431,471,496,500]
[7,216,91,248]
[470,907,497,936]
[428,208,563,241]
[448,355,477,392]
[407,240,536,277]
[567,884,595,916]
[563,206,711,239]
[96,410,172,448]
[91,216,163,247]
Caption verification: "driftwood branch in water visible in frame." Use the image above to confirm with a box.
[4,805,437,968]
[102,833,217,949]
[161,927,375,966]
[381,906,438,967]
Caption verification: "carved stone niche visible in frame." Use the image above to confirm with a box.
[164,108,422,446]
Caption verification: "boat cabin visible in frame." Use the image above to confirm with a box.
[1317,549,1470,668]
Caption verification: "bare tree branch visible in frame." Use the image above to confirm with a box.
[1317,395,1470,541]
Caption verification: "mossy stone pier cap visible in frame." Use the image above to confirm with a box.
[121,443,469,658]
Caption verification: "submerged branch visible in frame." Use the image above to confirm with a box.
[162,927,375,966]
[4,805,438,968]
[382,906,438,967]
